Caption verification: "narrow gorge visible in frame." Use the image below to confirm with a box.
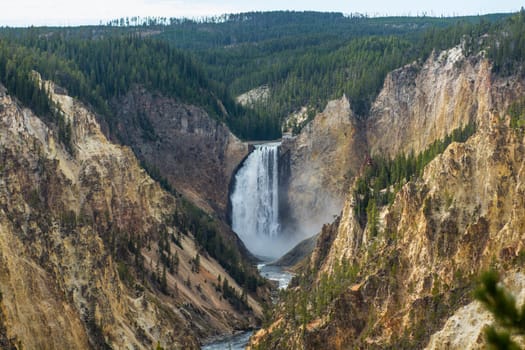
[0,10,524,350]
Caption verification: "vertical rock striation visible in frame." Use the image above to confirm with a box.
[253,46,525,349]
[367,47,490,158]
[0,80,260,349]
[281,95,367,242]
[113,86,248,217]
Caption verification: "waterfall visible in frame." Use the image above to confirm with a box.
[231,142,281,258]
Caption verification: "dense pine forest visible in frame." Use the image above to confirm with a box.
[0,10,523,141]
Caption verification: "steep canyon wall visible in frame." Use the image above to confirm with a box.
[253,46,525,349]
[0,80,260,349]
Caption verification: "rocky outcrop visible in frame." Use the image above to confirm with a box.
[253,46,525,349]
[367,46,489,158]
[272,233,318,268]
[278,46,496,258]
[236,85,270,107]
[281,95,367,242]
[425,272,525,350]
[0,81,260,349]
[114,86,248,216]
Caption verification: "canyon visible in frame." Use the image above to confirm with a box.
[0,78,264,349]
[0,26,524,350]
[251,45,525,349]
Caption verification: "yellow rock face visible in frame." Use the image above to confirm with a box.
[283,95,367,241]
[367,46,493,158]
[0,80,259,349]
[254,47,525,349]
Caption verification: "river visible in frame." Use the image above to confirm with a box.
[201,264,292,350]
[204,141,292,349]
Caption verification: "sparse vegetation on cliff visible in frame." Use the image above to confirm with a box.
[253,257,359,350]
[354,122,476,227]
[173,199,262,294]
[509,96,525,133]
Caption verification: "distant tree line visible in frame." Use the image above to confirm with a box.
[192,11,513,128]
[0,31,277,140]
[0,11,514,140]
[488,8,525,77]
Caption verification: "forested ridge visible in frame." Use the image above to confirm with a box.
[0,11,517,140]
[0,35,266,305]
[190,12,509,121]
[0,34,272,139]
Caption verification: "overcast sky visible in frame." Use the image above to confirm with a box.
[1,0,523,27]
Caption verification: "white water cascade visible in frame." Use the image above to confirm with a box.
[230,142,282,258]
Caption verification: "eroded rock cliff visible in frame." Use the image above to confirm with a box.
[281,46,487,249]
[0,80,261,349]
[367,46,488,158]
[114,86,248,216]
[281,95,367,241]
[252,46,525,349]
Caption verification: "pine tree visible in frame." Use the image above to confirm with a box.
[160,265,167,293]
[475,270,525,349]
[193,254,200,273]
[366,200,378,237]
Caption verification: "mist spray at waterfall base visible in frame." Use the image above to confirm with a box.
[230,142,295,259]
